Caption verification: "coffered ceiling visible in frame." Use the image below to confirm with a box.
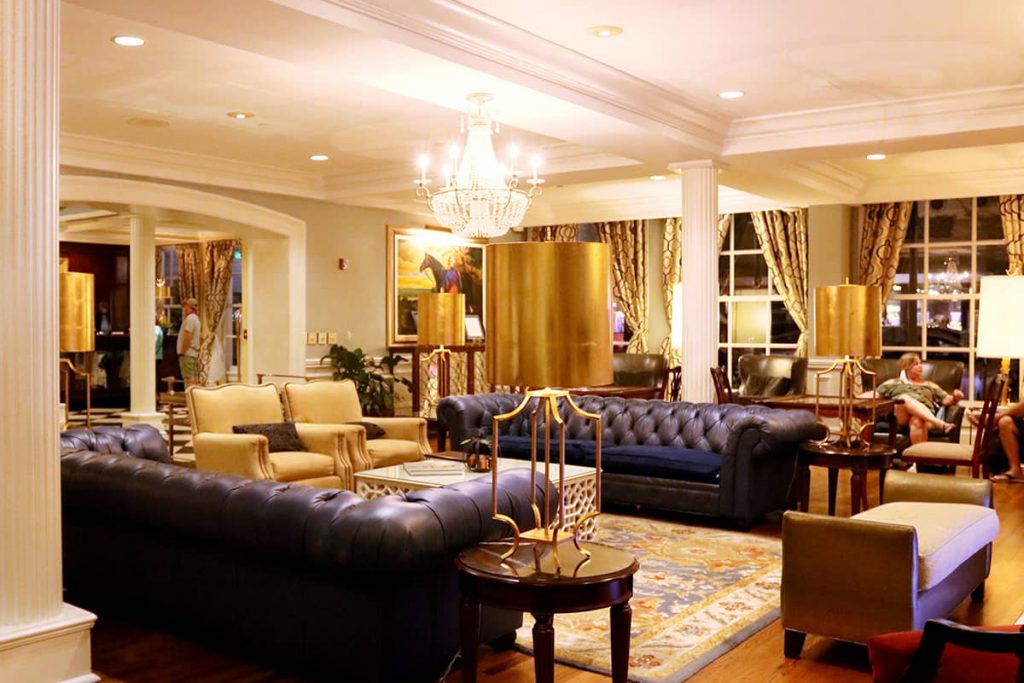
[62,0,1024,224]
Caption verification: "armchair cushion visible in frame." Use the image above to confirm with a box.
[233,422,306,453]
[189,384,284,434]
[853,502,999,590]
[268,451,336,482]
[348,421,386,440]
[282,379,363,423]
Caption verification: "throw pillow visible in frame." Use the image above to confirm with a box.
[232,421,306,452]
[743,374,792,397]
[347,421,387,440]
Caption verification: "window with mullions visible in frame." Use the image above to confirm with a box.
[883,197,1018,402]
[717,213,800,386]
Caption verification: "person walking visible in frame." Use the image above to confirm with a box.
[177,297,201,387]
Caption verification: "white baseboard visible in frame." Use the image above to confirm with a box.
[0,603,98,683]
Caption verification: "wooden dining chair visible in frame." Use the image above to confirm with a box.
[900,374,1006,479]
[710,366,734,404]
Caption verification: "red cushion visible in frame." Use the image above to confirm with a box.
[868,627,1021,683]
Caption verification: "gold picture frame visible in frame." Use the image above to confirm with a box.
[385,225,485,348]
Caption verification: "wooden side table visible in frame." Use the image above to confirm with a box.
[458,542,638,683]
[798,440,896,516]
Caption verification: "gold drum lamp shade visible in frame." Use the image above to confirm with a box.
[486,242,613,388]
[59,271,95,353]
[814,283,882,357]
[417,292,466,346]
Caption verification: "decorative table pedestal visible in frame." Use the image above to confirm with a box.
[798,440,896,516]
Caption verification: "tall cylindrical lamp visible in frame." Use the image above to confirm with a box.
[814,283,882,446]
[417,292,465,401]
[59,271,95,427]
[485,242,613,557]
[976,275,1024,403]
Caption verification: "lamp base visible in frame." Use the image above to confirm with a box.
[814,356,877,449]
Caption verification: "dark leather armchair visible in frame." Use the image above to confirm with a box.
[737,354,807,396]
[861,358,966,452]
[612,353,669,398]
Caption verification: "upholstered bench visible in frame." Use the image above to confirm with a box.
[782,471,998,657]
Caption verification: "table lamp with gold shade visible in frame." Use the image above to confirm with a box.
[59,268,95,427]
[486,242,613,559]
[417,292,465,402]
[814,282,882,447]
[976,275,1024,403]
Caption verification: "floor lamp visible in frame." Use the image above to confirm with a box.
[60,269,95,427]
[485,242,613,558]
[976,275,1024,402]
[814,282,882,447]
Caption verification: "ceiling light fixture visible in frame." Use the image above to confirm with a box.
[309,154,329,161]
[719,90,745,99]
[866,153,887,161]
[649,175,667,181]
[588,25,623,38]
[111,35,145,47]
[227,112,254,120]
[414,93,542,239]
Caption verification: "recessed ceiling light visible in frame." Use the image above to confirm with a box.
[866,153,887,161]
[111,35,145,47]
[587,25,623,38]
[649,175,667,181]
[126,117,170,128]
[227,111,255,120]
[718,90,745,100]
[309,154,329,162]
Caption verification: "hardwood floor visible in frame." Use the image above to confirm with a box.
[92,470,1024,682]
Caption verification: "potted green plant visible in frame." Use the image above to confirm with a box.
[321,344,412,417]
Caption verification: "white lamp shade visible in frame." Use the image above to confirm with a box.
[976,275,1024,358]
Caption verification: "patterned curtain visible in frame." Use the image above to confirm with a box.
[751,209,810,356]
[528,224,579,242]
[859,202,913,293]
[659,217,683,363]
[718,214,732,251]
[999,195,1024,275]
[198,240,240,385]
[596,220,648,353]
[175,243,201,302]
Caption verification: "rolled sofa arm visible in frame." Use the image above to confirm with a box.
[782,510,918,643]
[883,470,992,507]
[193,432,273,480]
[294,423,365,490]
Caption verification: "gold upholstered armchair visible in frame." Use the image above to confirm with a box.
[282,379,429,471]
[187,383,363,489]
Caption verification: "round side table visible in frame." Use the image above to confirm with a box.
[798,440,896,515]
[457,541,639,683]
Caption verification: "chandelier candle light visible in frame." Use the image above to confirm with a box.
[415,93,543,238]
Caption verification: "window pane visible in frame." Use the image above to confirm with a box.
[719,302,728,343]
[770,301,800,344]
[928,198,971,242]
[927,248,969,295]
[926,299,969,348]
[905,201,925,244]
[733,254,769,292]
[976,244,1010,287]
[717,348,727,370]
[883,299,921,346]
[975,358,1019,404]
[977,196,1003,241]
[719,255,730,295]
[733,213,758,250]
[731,301,768,344]
[893,246,924,294]
[925,351,970,397]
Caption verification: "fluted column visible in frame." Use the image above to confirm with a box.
[123,214,161,425]
[0,0,97,679]
[676,161,719,402]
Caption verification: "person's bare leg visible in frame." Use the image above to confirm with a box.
[908,416,930,445]
[998,415,1023,477]
[898,395,947,431]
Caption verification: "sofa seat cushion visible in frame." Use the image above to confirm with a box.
[368,439,422,468]
[269,451,335,482]
[854,502,999,590]
[497,436,593,466]
[587,445,721,484]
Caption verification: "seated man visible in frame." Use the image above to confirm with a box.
[861,353,963,446]
[990,401,1024,482]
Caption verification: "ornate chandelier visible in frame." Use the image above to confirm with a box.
[415,93,543,239]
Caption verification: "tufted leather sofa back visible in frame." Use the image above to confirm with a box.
[438,393,819,460]
[60,424,171,463]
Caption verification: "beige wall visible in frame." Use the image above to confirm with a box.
[646,218,668,353]
[806,204,856,356]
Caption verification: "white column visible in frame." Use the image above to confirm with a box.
[676,161,719,403]
[0,0,98,680]
[122,214,162,425]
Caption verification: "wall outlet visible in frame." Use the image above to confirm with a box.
[317,331,328,344]
[306,332,317,345]
[327,332,337,344]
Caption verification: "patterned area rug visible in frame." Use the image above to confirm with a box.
[516,515,781,683]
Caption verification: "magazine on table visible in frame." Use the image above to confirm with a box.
[403,460,465,476]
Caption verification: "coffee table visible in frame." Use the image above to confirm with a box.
[798,440,896,516]
[354,457,599,540]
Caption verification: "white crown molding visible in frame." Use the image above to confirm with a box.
[60,133,326,199]
[858,166,1024,205]
[724,85,1024,157]
[782,161,867,202]
[270,0,726,154]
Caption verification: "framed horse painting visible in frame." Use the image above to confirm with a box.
[385,225,485,347]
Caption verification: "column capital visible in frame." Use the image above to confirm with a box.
[667,159,721,173]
